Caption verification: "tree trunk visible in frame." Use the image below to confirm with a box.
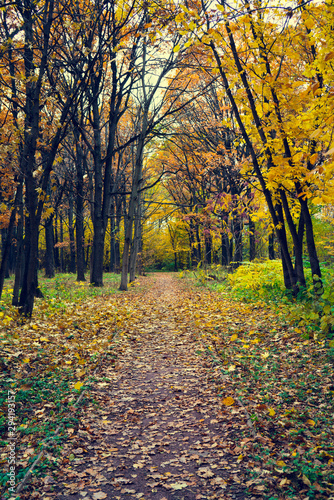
[129,199,141,282]
[233,215,243,267]
[44,214,55,278]
[60,215,64,273]
[75,180,86,281]
[249,217,255,261]
[205,230,212,265]
[109,203,116,272]
[0,178,23,299]
[269,231,275,260]
[12,189,24,306]
[68,191,76,274]
[280,190,306,287]
[299,196,322,286]
[120,108,148,291]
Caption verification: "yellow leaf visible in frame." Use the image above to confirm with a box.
[242,344,250,349]
[23,358,30,363]
[230,334,238,342]
[268,407,275,416]
[173,44,180,53]
[222,396,235,406]
[276,460,286,467]
[306,419,315,427]
[31,324,39,330]
[65,361,72,364]
[74,381,83,391]
[261,352,269,359]
[39,337,50,342]
[309,153,318,165]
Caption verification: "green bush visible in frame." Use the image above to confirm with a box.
[226,260,285,303]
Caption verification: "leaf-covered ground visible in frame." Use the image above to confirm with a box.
[1,273,334,499]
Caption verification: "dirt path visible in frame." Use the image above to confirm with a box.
[51,274,251,500]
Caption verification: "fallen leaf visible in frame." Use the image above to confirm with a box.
[197,467,214,478]
[92,493,107,500]
[302,474,312,487]
[222,396,235,406]
[169,482,188,490]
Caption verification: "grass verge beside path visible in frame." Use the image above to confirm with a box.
[181,272,334,499]
[0,273,142,497]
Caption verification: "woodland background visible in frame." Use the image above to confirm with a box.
[1,0,334,316]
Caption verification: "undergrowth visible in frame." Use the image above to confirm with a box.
[180,268,334,498]
[185,260,334,342]
[0,272,135,497]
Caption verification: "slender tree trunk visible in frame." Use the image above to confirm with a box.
[54,212,60,269]
[129,199,141,282]
[90,94,105,286]
[249,217,255,261]
[75,157,86,281]
[68,191,76,274]
[0,179,23,299]
[44,214,55,278]
[60,215,64,272]
[280,190,306,287]
[120,107,148,291]
[205,230,212,265]
[233,215,243,267]
[12,190,24,306]
[269,232,275,260]
[221,232,229,266]
[109,203,116,272]
[299,197,322,285]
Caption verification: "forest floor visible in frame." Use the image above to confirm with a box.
[1,273,334,500]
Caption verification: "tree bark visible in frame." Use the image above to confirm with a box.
[0,179,23,299]
[269,232,275,260]
[68,191,76,274]
[249,217,255,261]
[129,197,142,283]
[44,214,55,278]
[75,139,86,281]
